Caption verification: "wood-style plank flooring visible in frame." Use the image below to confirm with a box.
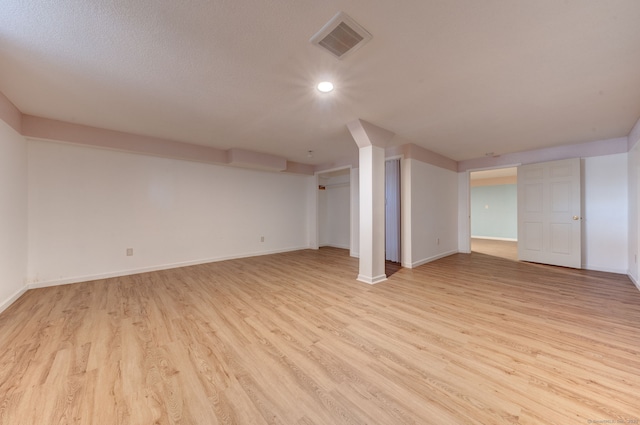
[471,238,518,261]
[1,248,639,424]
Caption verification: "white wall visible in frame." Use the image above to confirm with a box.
[583,153,628,274]
[0,121,28,312]
[629,135,640,287]
[27,140,312,287]
[408,158,459,267]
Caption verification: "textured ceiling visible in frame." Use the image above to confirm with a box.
[2,0,640,165]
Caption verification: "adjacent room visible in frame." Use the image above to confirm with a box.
[470,167,518,261]
[1,1,640,423]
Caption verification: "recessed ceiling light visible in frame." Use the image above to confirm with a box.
[317,81,334,93]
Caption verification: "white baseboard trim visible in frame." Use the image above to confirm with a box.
[357,274,387,285]
[471,236,518,242]
[319,243,350,250]
[409,250,458,269]
[583,264,628,275]
[349,250,359,258]
[0,285,28,314]
[628,272,640,292]
[27,246,310,289]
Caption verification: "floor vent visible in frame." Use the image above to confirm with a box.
[310,12,372,59]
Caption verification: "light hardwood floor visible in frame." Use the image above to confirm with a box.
[1,248,639,424]
[471,238,518,261]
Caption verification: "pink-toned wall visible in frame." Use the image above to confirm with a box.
[22,115,314,175]
[458,137,628,171]
[0,92,21,134]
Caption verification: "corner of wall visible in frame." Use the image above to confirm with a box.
[0,91,22,134]
[628,271,640,292]
[0,287,28,314]
[411,250,458,268]
[627,115,640,151]
[0,117,29,313]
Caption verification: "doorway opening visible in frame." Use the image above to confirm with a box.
[317,168,351,252]
[469,167,518,261]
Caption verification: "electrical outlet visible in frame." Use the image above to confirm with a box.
[260,236,265,242]
[126,248,133,256]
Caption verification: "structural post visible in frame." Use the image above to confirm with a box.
[347,119,395,284]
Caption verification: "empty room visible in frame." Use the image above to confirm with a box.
[1,1,640,424]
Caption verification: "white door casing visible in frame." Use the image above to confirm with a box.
[517,158,582,268]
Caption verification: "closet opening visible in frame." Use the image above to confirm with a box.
[317,168,351,252]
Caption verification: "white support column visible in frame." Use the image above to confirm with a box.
[347,119,395,284]
[357,145,386,283]
[401,157,413,268]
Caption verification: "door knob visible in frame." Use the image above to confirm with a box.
[572,216,580,220]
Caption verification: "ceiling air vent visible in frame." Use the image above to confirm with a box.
[310,12,372,60]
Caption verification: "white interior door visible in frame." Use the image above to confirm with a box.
[517,158,582,268]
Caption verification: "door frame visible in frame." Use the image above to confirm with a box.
[313,165,354,253]
[463,164,521,254]
[464,161,584,267]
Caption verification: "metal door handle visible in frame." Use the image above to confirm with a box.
[572,216,580,220]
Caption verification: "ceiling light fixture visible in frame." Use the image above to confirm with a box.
[317,81,334,93]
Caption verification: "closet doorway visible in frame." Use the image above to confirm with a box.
[318,168,351,251]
